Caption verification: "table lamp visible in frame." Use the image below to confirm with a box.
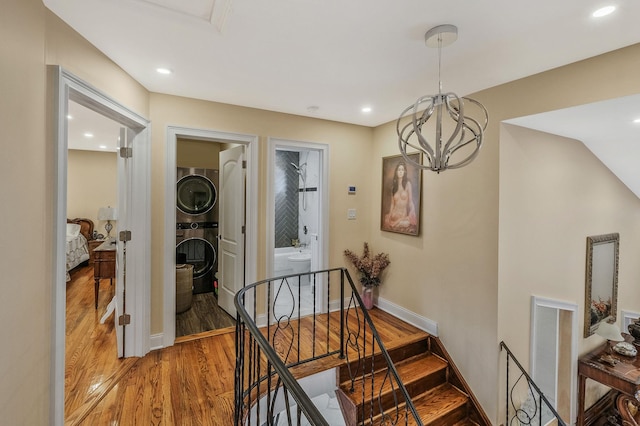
[595,321,624,354]
[97,206,117,238]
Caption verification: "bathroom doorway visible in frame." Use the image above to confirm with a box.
[266,138,329,321]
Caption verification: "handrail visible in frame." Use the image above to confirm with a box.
[500,341,567,426]
[235,280,329,425]
[234,267,422,425]
[343,270,423,425]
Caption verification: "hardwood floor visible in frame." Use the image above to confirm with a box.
[66,267,429,425]
[176,291,236,338]
[65,264,138,425]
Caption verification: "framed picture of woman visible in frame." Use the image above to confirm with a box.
[381,153,422,236]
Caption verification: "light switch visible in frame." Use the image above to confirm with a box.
[347,208,356,220]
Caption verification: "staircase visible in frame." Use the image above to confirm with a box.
[335,333,489,426]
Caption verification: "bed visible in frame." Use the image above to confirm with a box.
[66,218,94,281]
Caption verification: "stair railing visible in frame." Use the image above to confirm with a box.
[234,267,421,425]
[342,270,423,426]
[500,341,567,426]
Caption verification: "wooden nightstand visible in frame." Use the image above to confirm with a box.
[88,239,105,264]
[93,240,116,309]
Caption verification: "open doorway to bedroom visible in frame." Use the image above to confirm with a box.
[51,66,151,426]
[64,100,127,421]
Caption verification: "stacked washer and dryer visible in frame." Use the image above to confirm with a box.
[176,167,219,295]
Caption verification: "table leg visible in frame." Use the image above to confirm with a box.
[94,277,99,309]
[577,374,586,426]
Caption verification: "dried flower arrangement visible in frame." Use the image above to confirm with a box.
[343,242,390,287]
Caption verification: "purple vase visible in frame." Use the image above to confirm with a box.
[361,287,374,309]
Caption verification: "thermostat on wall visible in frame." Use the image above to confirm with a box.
[348,185,356,194]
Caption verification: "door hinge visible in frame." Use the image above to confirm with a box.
[241,225,245,234]
[119,147,133,158]
[119,230,132,242]
[118,314,131,325]
[242,160,247,169]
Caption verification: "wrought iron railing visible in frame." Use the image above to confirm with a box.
[500,341,567,426]
[234,267,422,426]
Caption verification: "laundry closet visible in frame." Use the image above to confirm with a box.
[176,138,220,295]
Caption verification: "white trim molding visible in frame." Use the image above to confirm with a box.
[375,296,439,336]
[530,295,579,424]
[621,310,640,333]
[50,66,151,426]
[163,126,259,349]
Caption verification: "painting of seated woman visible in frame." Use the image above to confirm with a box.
[381,153,422,236]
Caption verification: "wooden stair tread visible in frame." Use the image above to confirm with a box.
[337,334,431,385]
[339,353,448,405]
[411,384,470,425]
[367,384,470,426]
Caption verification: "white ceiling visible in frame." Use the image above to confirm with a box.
[67,101,121,152]
[506,95,640,198]
[51,0,640,196]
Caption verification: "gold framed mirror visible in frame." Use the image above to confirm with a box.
[584,233,619,337]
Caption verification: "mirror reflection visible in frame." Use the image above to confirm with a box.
[584,233,619,337]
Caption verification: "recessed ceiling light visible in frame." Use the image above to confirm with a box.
[361,106,372,113]
[156,67,172,75]
[592,5,616,17]
[84,132,94,138]
[66,115,73,120]
[99,145,108,149]
[633,118,640,123]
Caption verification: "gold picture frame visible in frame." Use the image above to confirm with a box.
[380,153,422,236]
[584,233,619,337]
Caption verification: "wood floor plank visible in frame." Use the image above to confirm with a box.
[65,267,424,426]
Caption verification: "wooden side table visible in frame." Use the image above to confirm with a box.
[88,239,105,264]
[577,336,640,426]
[93,240,116,309]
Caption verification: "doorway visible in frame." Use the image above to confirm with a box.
[174,138,233,338]
[163,127,258,347]
[50,66,151,426]
[530,296,578,424]
[266,138,329,320]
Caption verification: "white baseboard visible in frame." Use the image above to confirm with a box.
[150,296,436,351]
[150,333,164,351]
[375,296,438,336]
[329,297,357,312]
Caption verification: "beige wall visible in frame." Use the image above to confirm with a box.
[500,125,640,407]
[0,0,49,424]
[177,138,221,169]
[45,12,149,118]
[67,150,118,231]
[149,93,374,333]
[5,0,640,422]
[371,44,640,421]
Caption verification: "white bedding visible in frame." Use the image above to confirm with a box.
[66,232,89,281]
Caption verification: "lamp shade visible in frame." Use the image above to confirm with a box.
[97,206,117,221]
[595,321,624,342]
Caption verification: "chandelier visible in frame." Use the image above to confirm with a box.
[397,25,488,173]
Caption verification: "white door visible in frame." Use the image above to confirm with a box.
[217,145,246,317]
[113,127,133,357]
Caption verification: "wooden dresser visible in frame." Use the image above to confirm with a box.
[93,239,116,309]
[577,336,640,425]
